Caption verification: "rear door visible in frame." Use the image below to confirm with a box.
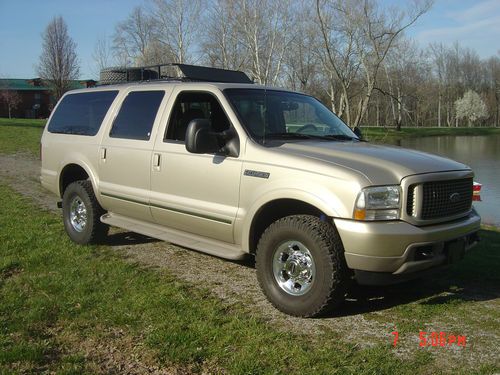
[98,89,168,222]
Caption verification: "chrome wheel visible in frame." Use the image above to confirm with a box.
[69,196,87,232]
[272,241,316,296]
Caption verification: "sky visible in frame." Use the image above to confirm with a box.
[0,0,499,80]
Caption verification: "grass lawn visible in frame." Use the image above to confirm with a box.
[0,184,498,374]
[1,118,499,373]
[0,184,432,374]
[0,118,46,155]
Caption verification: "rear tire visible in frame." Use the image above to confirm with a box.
[62,180,108,244]
[256,215,348,317]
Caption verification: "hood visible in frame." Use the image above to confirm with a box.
[271,140,470,185]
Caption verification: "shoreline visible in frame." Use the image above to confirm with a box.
[481,223,500,232]
[362,126,500,141]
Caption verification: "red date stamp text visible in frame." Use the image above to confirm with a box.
[391,331,467,348]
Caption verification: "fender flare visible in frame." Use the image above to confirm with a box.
[58,157,100,201]
[239,188,344,253]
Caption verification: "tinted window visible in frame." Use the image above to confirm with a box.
[48,91,118,136]
[225,89,357,141]
[110,91,165,140]
[165,92,230,141]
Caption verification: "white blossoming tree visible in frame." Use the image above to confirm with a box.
[455,90,488,127]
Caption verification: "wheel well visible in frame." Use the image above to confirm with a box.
[59,164,89,197]
[249,199,326,254]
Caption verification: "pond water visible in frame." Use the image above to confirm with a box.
[387,135,500,227]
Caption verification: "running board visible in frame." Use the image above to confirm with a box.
[100,213,247,260]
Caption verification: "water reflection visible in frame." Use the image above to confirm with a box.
[384,135,500,226]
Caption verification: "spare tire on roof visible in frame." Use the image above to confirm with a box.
[99,67,127,85]
[99,67,159,85]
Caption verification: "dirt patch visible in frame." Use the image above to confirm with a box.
[54,326,220,375]
[1,153,498,369]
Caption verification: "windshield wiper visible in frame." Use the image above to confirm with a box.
[265,132,360,142]
[321,134,359,141]
[265,132,315,139]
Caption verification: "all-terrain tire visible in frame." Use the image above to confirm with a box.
[256,215,348,317]
[99,67,127,84]
[99,67,159,85]
[62,180,108,244]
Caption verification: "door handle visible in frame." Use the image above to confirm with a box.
[100,147,107,161]
[153,153,161,171]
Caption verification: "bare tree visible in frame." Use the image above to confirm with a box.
[316,0,433,128]
[283,2,320,92]
[106,1,499,128]
[92,35,112,75]
[202,0,248,70]
[233,0,294,85]
[315,0,360,121]
[201,0,293,85]
[381,38,425,130]
[429,42,448,127]
[112,7,155,66]
[486,56,500,127]
[37,16,80,101]
[0,89,22,119]
[149,0,202,64]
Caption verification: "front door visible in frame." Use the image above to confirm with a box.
[150,89,242,243]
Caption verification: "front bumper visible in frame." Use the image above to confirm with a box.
[334,210,481,285]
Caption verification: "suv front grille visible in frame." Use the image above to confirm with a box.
[407,178,473,221]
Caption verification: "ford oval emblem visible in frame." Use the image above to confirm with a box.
[449,192,461,203]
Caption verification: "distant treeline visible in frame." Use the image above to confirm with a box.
[92,0,499,129]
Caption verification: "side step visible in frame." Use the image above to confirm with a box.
[100,212,247,260]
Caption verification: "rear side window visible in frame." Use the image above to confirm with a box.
[110,91,165,140]
[48,91,118,136]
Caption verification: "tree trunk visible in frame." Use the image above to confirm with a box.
[437,92,441,127]
[396,87,402,131]
[495,89,499,127]
[376,99,380,127]
[385,66,397,127]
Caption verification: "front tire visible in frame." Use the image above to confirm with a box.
[62,180,108,244]
[256,215,348,317]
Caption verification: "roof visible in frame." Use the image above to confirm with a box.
[0,78,96,91]
[65,80,295,96]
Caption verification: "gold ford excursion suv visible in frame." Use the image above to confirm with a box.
[40,64,481,317]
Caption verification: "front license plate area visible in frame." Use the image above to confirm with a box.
[445,238,466,264]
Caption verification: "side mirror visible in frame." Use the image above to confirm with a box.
[353,126,363,140]
[185,119,220,154]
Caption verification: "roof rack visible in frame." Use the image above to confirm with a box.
[98,63,253,85]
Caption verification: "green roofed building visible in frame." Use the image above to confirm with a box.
[0,78,96,118]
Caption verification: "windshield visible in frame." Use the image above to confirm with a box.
[224,89,358,143]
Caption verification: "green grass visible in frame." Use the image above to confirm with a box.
[1,118,499,373]
[365,230,500,332]
[362,126,500,142]
[0,184,426,374]
[2,185,498,373]
[0,118,45,155]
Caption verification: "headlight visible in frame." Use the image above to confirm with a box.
[354,186,400,221]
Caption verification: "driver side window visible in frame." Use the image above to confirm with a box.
[165,92,231,142]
